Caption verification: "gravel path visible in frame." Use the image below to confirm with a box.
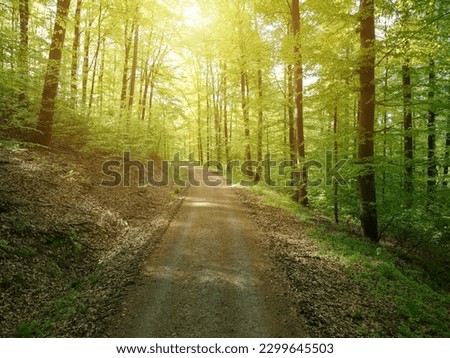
[112,169,306,337]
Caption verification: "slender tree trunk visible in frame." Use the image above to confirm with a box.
[240,66,252,175]
[210,62,221,162]
[70,0,82,107]
[358,0,378,241]
[88,53,98,111]
[98,38,105,115]
[81,17,93,107]
[206,66,211,162]
[128,23,139,110]
[34,0,71,146]
[283,68,288,158]
[147,72,155,126]
[197,90,204,163]
[141,58,150,121]
[222,63,230,168]
[444,118,450,186]
[381,62,388,202]
[333,106,339,224]
[18,0,29,104]
[427,59,437,196]
[257,67,263,172]
[88,7,103,112]
[292,0,308,206]
[287,64,296,163]
[120,21,133,110]
[403,60,414,196]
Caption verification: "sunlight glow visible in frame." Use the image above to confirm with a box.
[183,5,202,27]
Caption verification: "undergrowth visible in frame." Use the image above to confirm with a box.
[248,185,450,338]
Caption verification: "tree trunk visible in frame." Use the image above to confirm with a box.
[333,106,339,224]
[427,60,437,196]
[222,62,230,168]
[287,64,296,163]
[98,38,105,115]
[292,0,308,206]
[206,66,211,162]
[358,0,378,241]
[210,62,221,162]
[81,17,93,107]
[240,66,252,175]
[403,60,414,195]
[88,6,103,112]
[120,21,133,110]
[18,0,29,104]
[197,90,204,163]
[444,119,450,186]
[257,67,263,172]
[128,23,139,110]
[34,0,71,146]
[140,57,150,121]
[70,0,82,107]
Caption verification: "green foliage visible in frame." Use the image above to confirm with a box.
[10,217,30,235]
[14,290,87,337]
[0,239,10,251]
[53,291,86,318]
[43,229,84,253]
[15,321,42,338]
[250,186,450,337]
[14,246,38,258]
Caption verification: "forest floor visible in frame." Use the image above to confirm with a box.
[0,145,182,337]
[0,145,448,337]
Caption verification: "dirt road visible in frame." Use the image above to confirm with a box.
[112,169,306,337]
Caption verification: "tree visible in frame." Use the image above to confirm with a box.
[70,0,82,107]
[358,0,378,241]
[427,59,437,197]
[18,0,29,104]
[34,0,72,146]
[291,0,308,206]
[403,59,413,195]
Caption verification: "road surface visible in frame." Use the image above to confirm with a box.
[113,169,306,337]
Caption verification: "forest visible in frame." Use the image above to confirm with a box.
[0,0,449,338]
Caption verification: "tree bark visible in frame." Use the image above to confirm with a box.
[427,60,437,196]
[128,23,139,110]
[444,118,450,186]
[34,0,71,146]
[257,67,263,168]
[222,62,230,168]
[81,17,93,107]
[358,0,378,241]
[210,62,221,162]
[18,0,29,104]
[120,21,133,110]
[206,66,211,162]
[70,0,82,107]
[402,60,413,195]
[88,5,103,112]
[287,64,296,163]
[291,0,308,206]
[240,65,252,175]
[333,106,339,224]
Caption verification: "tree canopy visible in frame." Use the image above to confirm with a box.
[0,0,449,243]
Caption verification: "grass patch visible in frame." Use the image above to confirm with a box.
[14,246,38,258]
[14,290,87,337]
[43,228,84,253]
[247,185,450,337]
